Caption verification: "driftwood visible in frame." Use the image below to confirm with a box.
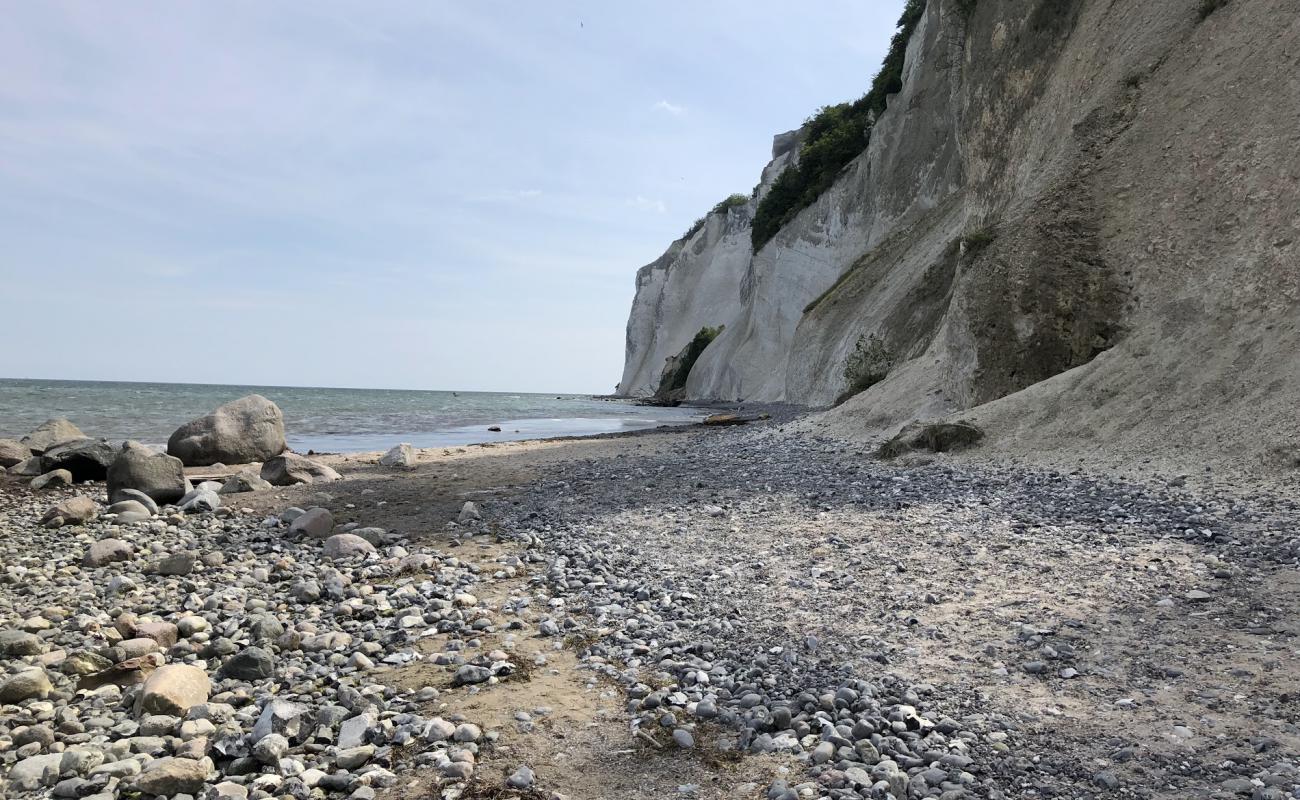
[702,413,770,427]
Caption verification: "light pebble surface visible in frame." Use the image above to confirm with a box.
[1,423,1299,799]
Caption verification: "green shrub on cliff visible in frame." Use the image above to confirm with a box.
[660,325,724,395]
[751,0,926,252]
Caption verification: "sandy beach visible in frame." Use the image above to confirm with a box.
[3,416,1299,799]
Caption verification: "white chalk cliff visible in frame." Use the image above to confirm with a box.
[619,0,1300,473]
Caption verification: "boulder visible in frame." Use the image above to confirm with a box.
[83,538,133,567]
[40,438,116,482]
[41,496,99,528]
[219,470,272,494]
[178,488,220,514]
[288,507,333,539]
[878,420,985,459]
[136,664,210,716]
[105,499,152,524]
[261,453,341,486]
[20,418,85,455]
[0,438,31,467]
[166,394,286,466]
[107,441,186,504]
[9,456,44,476]
[322,533,376,560]
[30,469,73,490]
[128,757,210,796]
[379,443,414,468]
[116,488,160,515]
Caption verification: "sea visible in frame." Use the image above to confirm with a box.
[0,379,706,453]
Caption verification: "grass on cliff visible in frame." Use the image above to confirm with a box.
[750,0,926,252]
[683,193,751,241]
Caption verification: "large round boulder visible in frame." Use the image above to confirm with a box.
[166,395,286,467]
[40,438,116,482]
[107,441,187,504]
[261,453,341,486]
[20,418,85,455]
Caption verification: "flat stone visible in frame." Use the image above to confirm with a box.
[128,756,209,795]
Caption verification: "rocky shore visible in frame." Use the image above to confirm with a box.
[1,408,1299,799]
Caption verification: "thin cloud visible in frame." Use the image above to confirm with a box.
[653,99,685,116]
[630,195,667,214]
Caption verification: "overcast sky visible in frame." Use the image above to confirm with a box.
[0,1,904,393]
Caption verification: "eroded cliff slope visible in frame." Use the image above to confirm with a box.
[620,0,1300,475]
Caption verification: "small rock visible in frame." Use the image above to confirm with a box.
[289,507,334,539]
[31,469,74,491]
[505,765,535,790]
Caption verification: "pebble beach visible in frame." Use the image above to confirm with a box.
[1,402,1299,800]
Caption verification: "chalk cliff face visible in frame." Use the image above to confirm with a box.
[620,0,1300,472]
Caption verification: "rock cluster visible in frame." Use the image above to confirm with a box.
[0,479,497,799]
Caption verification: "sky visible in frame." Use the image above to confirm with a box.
[0,1,905,393]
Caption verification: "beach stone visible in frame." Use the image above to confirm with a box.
[167,394,286,466]
[178,488,221,513]
[219,471,272,494]
[8,752,65,790]
[107,440,187,504]
[458,501,481,524]
[379,443,414,468]
[137,664,210,716]
[335,745,374,769]
[350,527,387,545]
[115,488,160,515]
[0,438,31,467]
[31,469,73,490]
[41,437,116,481]
[0,669,52,702]
[288,507,334,539]
[157,551,198,576]
[322,533,375,560]
[131,621,180,648]
[106,499,152,523]
[0,629,47,657]
[83,538,133,567]
[252,700,306,742]
[220,647,274,681]
[506,766,535,790]
[261,453,341,486]
[10,456,44,476]
[128,757,210,795]
[21,418,86,454]
[42,496,98,527]
[62,650,112,676]
[424,718,456,741]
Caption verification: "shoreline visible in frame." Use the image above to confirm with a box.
[2,423,1299,797]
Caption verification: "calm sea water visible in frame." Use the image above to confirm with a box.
[0,379,705,453]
